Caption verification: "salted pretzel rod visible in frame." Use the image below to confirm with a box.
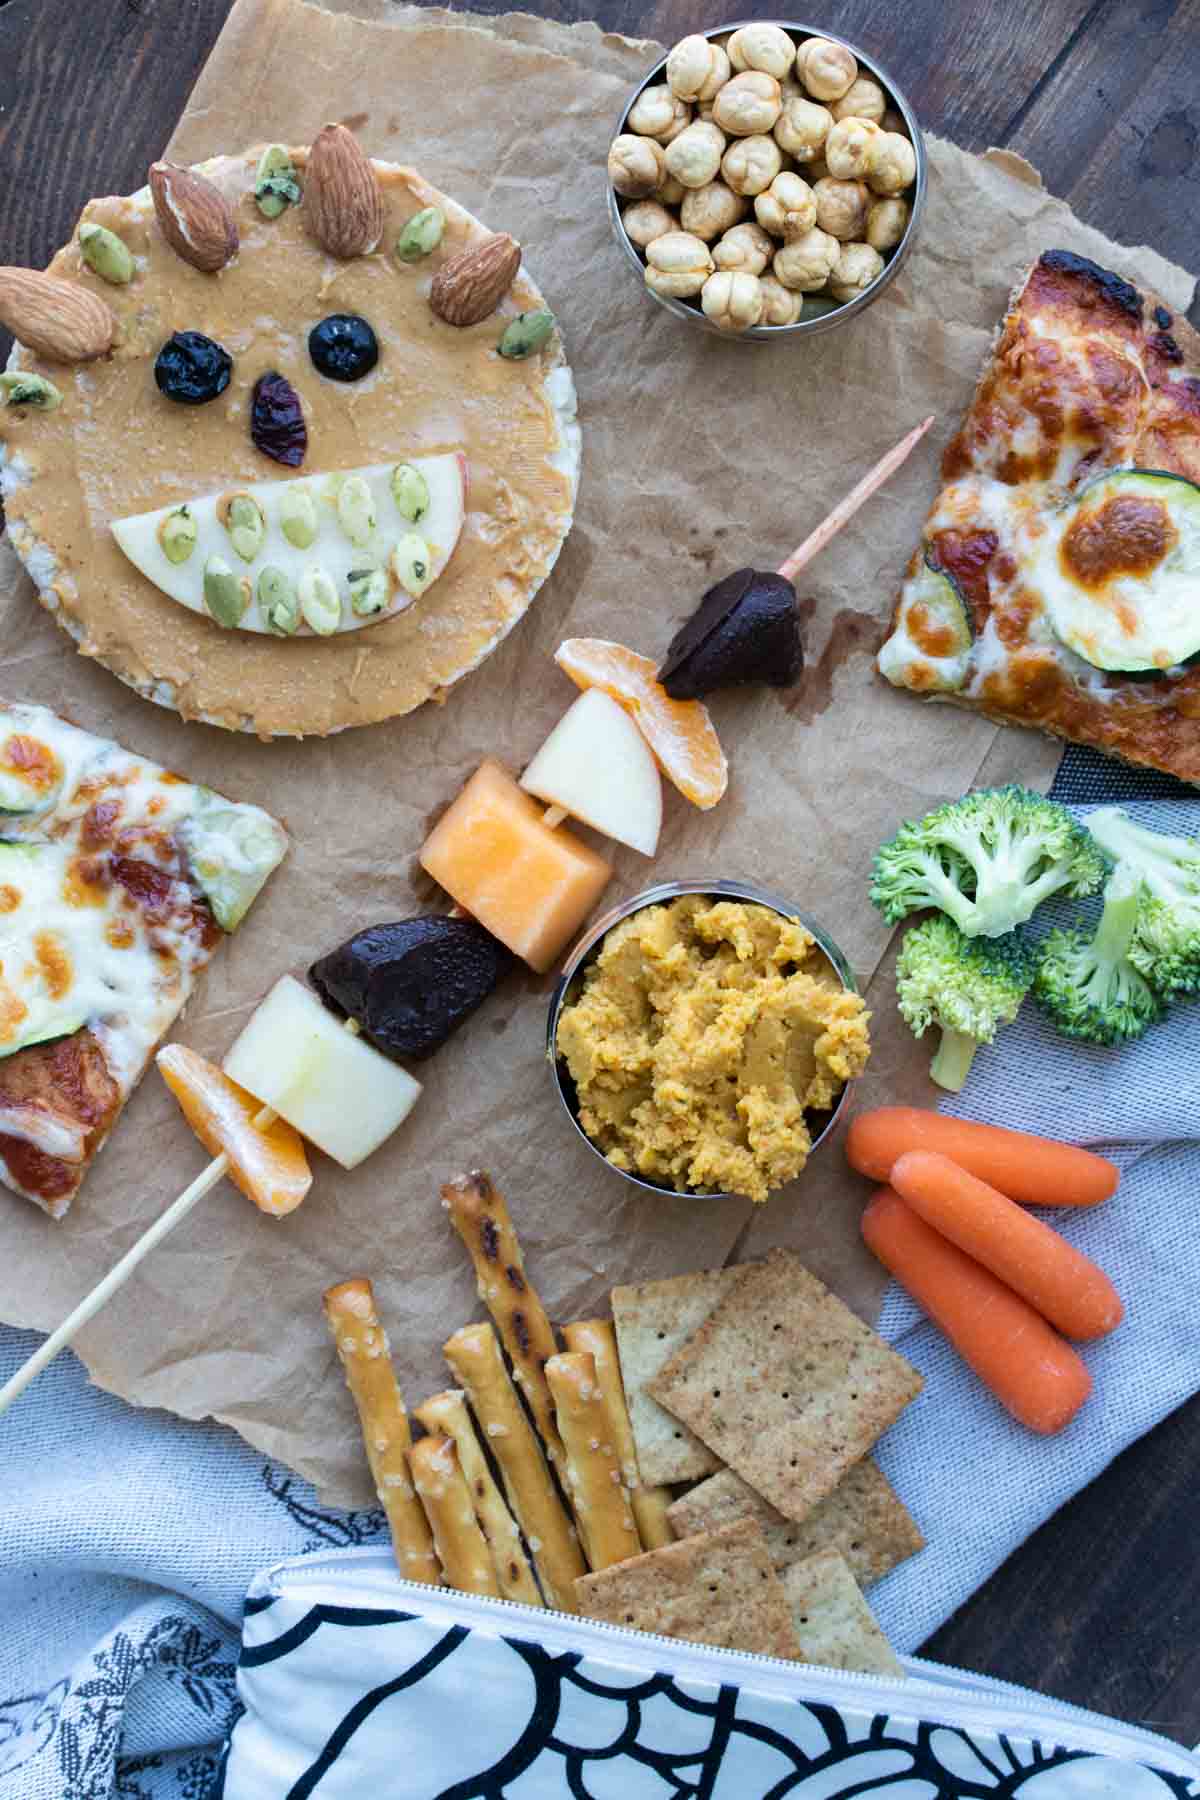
[324,1277,441,1585]
[444,1321,585,1612]
[409,1434,501,1596]
[441,1171,566,1475]
[414,1388,542,1605]
[546,1351,640,1571]
[0,1017,371,1421]
[776,414,935,583]
[562,1317,673,1551]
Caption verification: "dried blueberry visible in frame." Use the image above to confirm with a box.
[310,916,512,1061]
[154,331,233,405]
[308,313,379,382]
[251,370,307,467]
[659,568,803,699]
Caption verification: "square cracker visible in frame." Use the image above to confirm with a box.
[576,1516,801,1661]
[668,1459,925,1587]
[782,1548,903,1676]
[611,1267,740,1486]
[647,1249,922,1523]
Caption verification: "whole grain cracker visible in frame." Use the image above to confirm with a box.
[782,1547,904,1676]
[611,1267,740,1486]
[647,1249,922,1522]
[576,1516,802,1660]
[667,1459,925,1586]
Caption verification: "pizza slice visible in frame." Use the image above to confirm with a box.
[0,702,286,1217]
[878,249,1200,784]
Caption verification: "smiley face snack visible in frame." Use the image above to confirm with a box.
[0,128,578,735]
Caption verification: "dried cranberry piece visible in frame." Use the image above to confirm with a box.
[250,370,307,467]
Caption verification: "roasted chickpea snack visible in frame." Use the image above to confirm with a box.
[611,22,921,332]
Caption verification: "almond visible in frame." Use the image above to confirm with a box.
[149,163,239,273]
[0,267,115,363]
[302,124,385,260]
[430,233,522,327]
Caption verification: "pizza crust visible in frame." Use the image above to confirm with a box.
[879,250,1200,785]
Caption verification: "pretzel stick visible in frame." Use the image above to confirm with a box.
[444,1321,585,1612]
[409,1434,501,1597]
[414,1389,542,1606]
[562,1318,673,1551]
[776,414,935,583]
[441,1171,565,1474]
[323,1278,440,1585]
[546,1352,640,1572]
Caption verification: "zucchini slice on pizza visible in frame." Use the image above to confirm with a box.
[0,702,286,1218]
[879,249,1200,784]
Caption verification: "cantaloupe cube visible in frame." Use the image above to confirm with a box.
[420,759,612,972]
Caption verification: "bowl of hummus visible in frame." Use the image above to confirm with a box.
[548,880,870,1203]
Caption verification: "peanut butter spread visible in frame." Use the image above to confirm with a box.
[556,897,871,1203]
[0,151,577,737]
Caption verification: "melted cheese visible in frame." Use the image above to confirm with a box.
[0,841,182,1083]
[0,702,286,1100]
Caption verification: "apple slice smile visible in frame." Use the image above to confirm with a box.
[110,453,468,636]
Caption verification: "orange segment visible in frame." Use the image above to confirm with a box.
[554,638,728,811]
[157,1042,312,1217]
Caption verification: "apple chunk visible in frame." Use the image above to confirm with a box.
[110,453,467,636]
[223,975,422,1167]
[520,688,662,856]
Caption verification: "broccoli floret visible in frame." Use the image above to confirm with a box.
[1086,805,1200,1000]
[871,785,1109,940]
[1033,861,1164,1045]
[895,914,1035,1092]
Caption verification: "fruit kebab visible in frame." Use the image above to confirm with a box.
[657,415,934,698]
[0,427,934,1414]
[0,660,733,1416]
[0,980,424,1416]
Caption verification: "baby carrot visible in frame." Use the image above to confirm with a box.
[890,1150,1124,1342]
[862,1187,1093,1434]
[847,1107,1118,1208]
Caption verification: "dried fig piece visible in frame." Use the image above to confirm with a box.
[659,568,802,699]
[310,915,512,1061]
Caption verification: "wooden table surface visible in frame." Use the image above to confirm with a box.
[2,0,1199,1752]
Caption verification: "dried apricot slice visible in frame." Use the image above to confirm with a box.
[157,1042,312,1217]
[554,638,728,811]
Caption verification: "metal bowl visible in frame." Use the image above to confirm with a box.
[609,19,927,342]
[547,878,859,1201]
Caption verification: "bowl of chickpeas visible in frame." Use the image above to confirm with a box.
[607,20,926,339]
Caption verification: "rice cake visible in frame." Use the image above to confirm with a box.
[0,147,578,737]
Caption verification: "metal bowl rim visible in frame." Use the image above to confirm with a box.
[610,17,928,343]
[547,877,859,1201]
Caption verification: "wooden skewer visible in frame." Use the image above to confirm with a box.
[0,1019,361,1420]
[776,414,935,584]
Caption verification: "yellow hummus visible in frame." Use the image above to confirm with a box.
[0,151,576,737]
[556,897,870,1203]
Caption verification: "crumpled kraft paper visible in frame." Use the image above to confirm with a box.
[0,0,1191,1502]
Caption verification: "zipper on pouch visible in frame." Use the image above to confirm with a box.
[251,1547,1200,1782]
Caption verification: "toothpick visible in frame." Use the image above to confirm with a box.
[0,1020,361,1420]
[776,414,935,584]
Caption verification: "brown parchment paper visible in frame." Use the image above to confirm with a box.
[0,0,1193,1503]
